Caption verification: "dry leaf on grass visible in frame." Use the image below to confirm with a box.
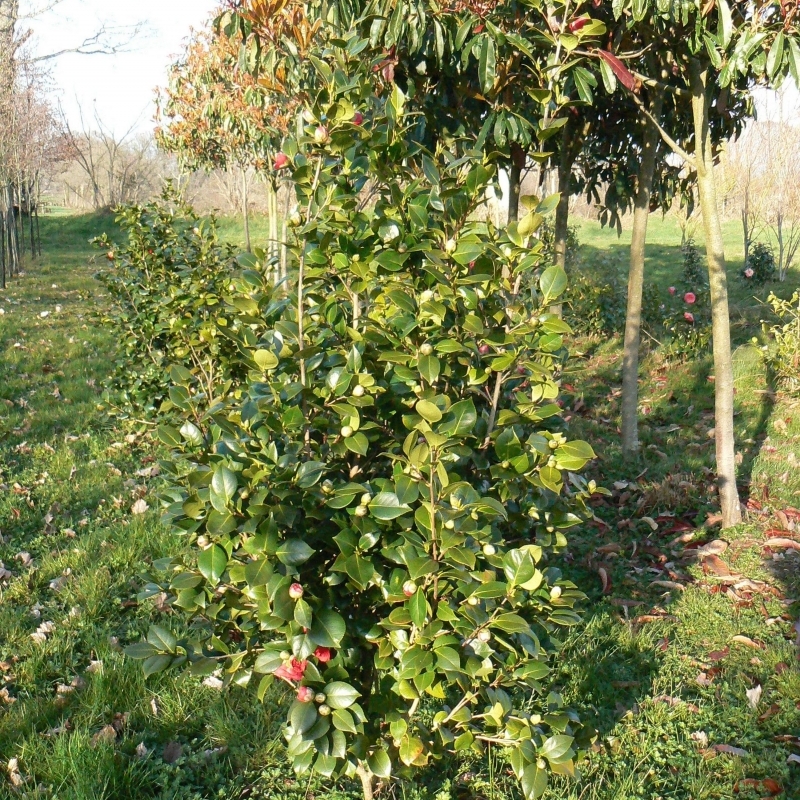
[712,744,749,757]
[91,725,117,747]
[764,538,800,551]
[746,685,762,709]
[731,635,765,650]
[130,499,149,516]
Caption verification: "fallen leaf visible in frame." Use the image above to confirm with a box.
[702,554,732,576]
[163,741,183,763]
[131,499,149,516]
[746,685,762,709]
[731,635,765,650]
[734,778,782,796]
[788,754,800,765]
[651,580,685,592]
[758,704,782,722]
[91,725,117,747]
[764,538,800,551]
[708,647,729,662]
[691,731,709,747]
[598,566,611,594]
[696,539,729,557]
[712,744,749,757]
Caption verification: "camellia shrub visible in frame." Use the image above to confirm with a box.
[761,291,800,393]
[128,38,597,800]
[94,190,243,417]
[660,239,712,358]
[743,242,777,286]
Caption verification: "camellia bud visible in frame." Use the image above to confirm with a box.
[322,479,335,494]
[419,343,434,356]
[289,583,304,600]
[318,704,332,716]
[444,238,457,254]
[403,580,417,597]
[297,686,315,703]
[477,629,491,643]
[360,493,372,506]
[107,251,115,261]
[280,651,291,660]
[352,385,365,397]
[355,505,368,517]
[444,519,455,530]
[352,254,361,262]
[314,125,329,144]
[420,290,434,303]
[479,344,490,355]
[288,211,303,227]
[550,585,562,600]
[341,425,354,438]
[482,544,496,556]
[315,693,327,704]
[353,111,364,125]
[273,152,290,170]
[467,596,479,606]
[314,647,333,663]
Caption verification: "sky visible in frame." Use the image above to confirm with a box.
[21,0,221,135]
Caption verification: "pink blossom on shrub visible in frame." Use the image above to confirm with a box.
[668,286,676,295]
[745,267,754,278]
[296,686,315,703]
[314,647,333,663]
[274,658,307,684]
[684,311,695,323]
[684,292,696,304]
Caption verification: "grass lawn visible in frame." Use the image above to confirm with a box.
[0,209,798,799]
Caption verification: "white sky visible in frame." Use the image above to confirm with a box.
[21,0,220,135]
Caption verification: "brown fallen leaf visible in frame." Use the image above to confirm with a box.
[696,672,714,687]
[163,741,183,764]
[651,580,685,592]
[633,614,678,624]
[697,539,729,557]
[734,777,782,796]
[731,635,765,650]
[708,647,729,661]
[598,567,611,594]
[596,543,622,555]
[91,725,117,748]
[764,538,800,551]
[712,743,749,757]
[776,509,791,530]
[758,704,782,722]
[702,554,733,576]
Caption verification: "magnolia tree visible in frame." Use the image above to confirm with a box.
[128,35,597,800]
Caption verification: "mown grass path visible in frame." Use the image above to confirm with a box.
[0,212,798,800]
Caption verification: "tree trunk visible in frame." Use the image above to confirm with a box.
[741,196,749,268]
[242,167,251,253]
[507,162,521,224]
[621,90,664,454]
[690,60,742,528]
[355,764,374,800]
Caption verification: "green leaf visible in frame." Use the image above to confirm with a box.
[492,612,531,634]
[522,762,549,799]
[180,421,204,447]
[294,598,313,628]
[399,735,425,766]
[345,432,369,456]
[408,588,427,628]
[540,734,575,763]
[370,492,411,521]
[717,0,733,48]
[211,466,237,506]
[418,355,441,384]
[244,558,271,587]
[276,539,314,567]
[296,461,326,488]
[539,266,568,303]
[554,440,596,471]
[478,35,497,94]
[289,699,318,735]
[254,349,279,370]
[125,641,158,660]
[439,399,477,437]
[767,31,785,80]
[788,37,800,85]
[503,550,536,587]
[323,681,360,709]
[368,749,392,779]
[198,545,227,583]
[309,609,346,647]
[395,475,420,505]
[331,707,357,734]
[416,399,443,423]
[157,425,182,448]
[143,654,173,677]
[147,624,177,653]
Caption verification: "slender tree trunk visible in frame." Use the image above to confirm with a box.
[507,163,521,223]
[355,764,374,800]
[242,167,251,253]
[690,60,742,528]
[741,195,750,268]
[1,210,6,289]
[621,90,664,454]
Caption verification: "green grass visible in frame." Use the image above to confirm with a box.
[0,209,798,799]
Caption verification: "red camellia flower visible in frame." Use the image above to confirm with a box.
[353,112,364,125]
[273,152,289,170]
[274,658,307,684]
[684,312,695,323]
[668,286,676,295]
[315,647,333,663]
[684,292,696,304]
[296,686,315,703]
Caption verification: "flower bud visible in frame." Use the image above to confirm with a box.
[403,580,417,597]
[341,425,354,438]
[477,629,491,643]
[314,125,329,144]
[444,519,455,530]
[289,583,304,600]
[288,211,302,227]
[467,596,479,606]
[355,505,368,517]
[318,704,332,716]
[315,693,327,703]
[297,686,314,703]
[273,152,290,170]
[550,585,562,600]
[352,385,365,397]
[419,342,434,356]
[444,238,457,254]
[352,111,364,126]
[322,479,335,494]
[482,544,496,556]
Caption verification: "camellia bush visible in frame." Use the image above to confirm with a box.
[128,37,598,800]
[95,190,245,417]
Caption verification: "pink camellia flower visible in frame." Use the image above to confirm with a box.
[274,658,307,684]
[668,286,676,295]
[296,686,315,703]
[745,267,754,278]
[684,312,695,323]
[352,111,364,126]
[315,647,333,663]
[273,152,290,170]
[289,583,304,600]
[684,292,696,304]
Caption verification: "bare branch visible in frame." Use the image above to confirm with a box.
[31,22,146,62]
